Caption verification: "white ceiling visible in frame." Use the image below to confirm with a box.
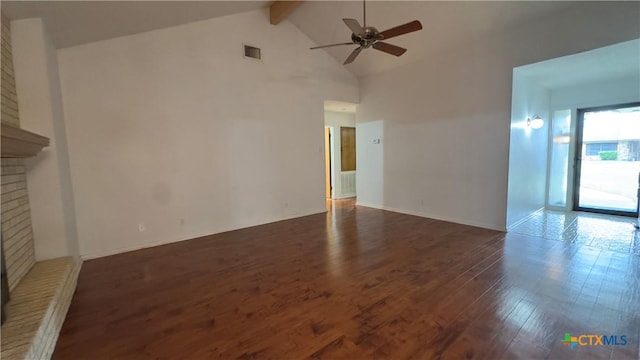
[516,39,640,90]
[3,1,577,75]
[325,100,357,113]
[1,1,270,49]
[0,1,628,80]
[287,1,576,78]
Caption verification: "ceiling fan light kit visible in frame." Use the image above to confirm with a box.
[310,0,423,64]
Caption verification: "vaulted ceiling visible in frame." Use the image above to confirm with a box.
[287,1,575,77]
[1,1,270,48]
[0,1,608,78]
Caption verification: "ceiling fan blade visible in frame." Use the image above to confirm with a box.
[343,18,364,36]
[372,42,407,57]
[344,47,363,65]
[310,42,354,50]
[378,20,423,40]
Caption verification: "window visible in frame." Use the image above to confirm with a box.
[585,142,617,156]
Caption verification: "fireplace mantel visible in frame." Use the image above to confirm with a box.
[1,122,49,158]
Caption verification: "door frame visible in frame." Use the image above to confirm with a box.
[545,109,575,211]
[324,127,332,199]
[572,101,640,217]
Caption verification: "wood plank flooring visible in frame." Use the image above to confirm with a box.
[53,200,640,359]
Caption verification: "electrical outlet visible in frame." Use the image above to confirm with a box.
[138,223,146,232]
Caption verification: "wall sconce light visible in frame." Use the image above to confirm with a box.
[527,115,544,129]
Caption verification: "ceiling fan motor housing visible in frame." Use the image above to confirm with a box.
[352,26,380,48]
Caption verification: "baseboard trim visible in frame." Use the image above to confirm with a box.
[356,202,506,232]
[506,207,544,231]
[355,201,384,209]
[80,208,327,260]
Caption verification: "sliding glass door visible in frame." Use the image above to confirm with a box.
[574,102,640,216]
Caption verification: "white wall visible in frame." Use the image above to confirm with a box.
[355,2,640,230]
[324,110,356,199]
[57,9,358,258]
[551,76,640,110]
[11,18,79,260]
[355,120,384,208]
[506,72,549,228]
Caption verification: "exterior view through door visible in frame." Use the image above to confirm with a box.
[574,102,640,216]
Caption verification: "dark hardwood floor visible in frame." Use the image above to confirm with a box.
[53,200,640,359]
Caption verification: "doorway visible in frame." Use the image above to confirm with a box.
[324,127,332,198]
[506,39,640,229]
[324,101,357,200]
[573,102,640,216]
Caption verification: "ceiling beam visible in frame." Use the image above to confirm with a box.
[269,0,302,25]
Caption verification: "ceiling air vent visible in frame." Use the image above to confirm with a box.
[243,44,261,60]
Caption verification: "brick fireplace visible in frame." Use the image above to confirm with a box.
[1,13,81,360]
[1,13,37,317]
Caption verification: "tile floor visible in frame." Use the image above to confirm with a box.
[509,209,640,255]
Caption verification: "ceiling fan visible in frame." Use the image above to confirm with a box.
[310,0,423,65]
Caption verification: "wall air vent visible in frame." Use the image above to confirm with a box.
[243,44,261,60]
